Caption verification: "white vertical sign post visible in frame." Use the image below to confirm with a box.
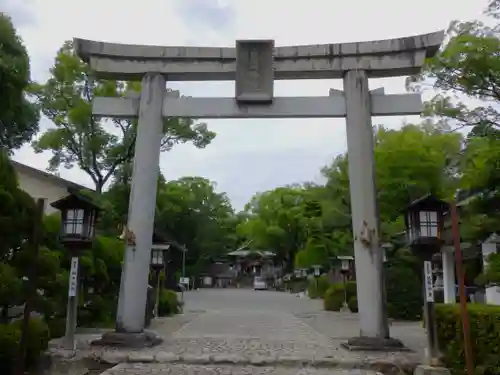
[422,260,439,363]
[424,260,434,302]
[64,257,79,350]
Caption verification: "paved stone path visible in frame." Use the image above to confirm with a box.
[50,289,426,374]
[161,308,335,358]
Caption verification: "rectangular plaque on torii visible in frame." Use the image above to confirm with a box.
[235,40,274,104]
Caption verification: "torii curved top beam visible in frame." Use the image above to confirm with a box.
[74,30,444,81]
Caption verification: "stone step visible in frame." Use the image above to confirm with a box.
[92,351,412,374]
[101,363,383,375]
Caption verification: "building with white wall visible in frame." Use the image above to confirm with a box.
[11,160,92,214]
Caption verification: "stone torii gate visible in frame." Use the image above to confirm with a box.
[77,31,444,349]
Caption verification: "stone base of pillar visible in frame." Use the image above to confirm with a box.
[91,330,163,348]
[341,336,409,352]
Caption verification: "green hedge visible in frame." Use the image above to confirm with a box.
[385,260,422,320]
[307,276,330,299]
[436,303,500,375]
[347,296,358,312]
[46,317,66,339]
[158,289,182,317]
[284,279,308,293]
[324,282,357,311]
[0,318,50,373]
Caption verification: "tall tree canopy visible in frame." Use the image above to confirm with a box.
[0,13,39,152]
[409,0,500,134]
[237,123,463,270]
[30,41,216,193]
[321,123,461,239]
[408,0,500,242]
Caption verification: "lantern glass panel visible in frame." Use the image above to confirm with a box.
[341,260,350,271]
[64,209,85,236]
[419,210,439,237]
[151,249,163,266]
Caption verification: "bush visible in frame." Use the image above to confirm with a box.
[436,303,500,375]
[0,318,50,373]
[158,289,181,317]
[284,278,308,293]
[385,260,422,320]
[322,260,422,320]
[324,282,356,311]
[347,296,358,312]
[78,294,116,328]
[307,275,330,299]
[46,317,66,339]
[0,323,19,373]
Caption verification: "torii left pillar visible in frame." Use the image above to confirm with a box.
[96,73,165,347]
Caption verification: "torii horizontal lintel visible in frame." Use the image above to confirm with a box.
[92,93,422,119]
[75,31,445,81]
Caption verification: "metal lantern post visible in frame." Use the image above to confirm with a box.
[337,255,353,312]
[403,194,447,364]
[51,193,101,350]
[150,248,165,318]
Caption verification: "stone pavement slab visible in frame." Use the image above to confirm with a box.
[47,290,426,374]
[101,363,382,375]
[161,309,335,358]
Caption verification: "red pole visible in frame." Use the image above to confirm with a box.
[450,202,474,375]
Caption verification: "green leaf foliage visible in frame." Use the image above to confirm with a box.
[30,41,216,193]
[0,13,39,152]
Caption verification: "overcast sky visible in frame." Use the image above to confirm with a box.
[4,0,485,210]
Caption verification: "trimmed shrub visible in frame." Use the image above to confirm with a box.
[322,260,422,320]
[46,317,66,339]
[307,275,330,299]
[284,279,308,293]
[12,317,50,367]
[158,289,181,317]
[436,303,500,375]
[0,323,19,373]
[324,281,356,311]
[0,317,50,373]
[347,296,358,312]
[385,261,422,321]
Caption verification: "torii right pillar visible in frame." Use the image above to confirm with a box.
[340,34,445,351]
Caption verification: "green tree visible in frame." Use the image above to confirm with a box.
[459,135,500,241]
[408,1,500,134]
[0,13,39,152]
[30,41,216,193]
[321,123,461,239]
[408,1,500,243]
[155,177,237,274]
[238,186,335,271]
[0,150,36,321]
[94,174,238,278]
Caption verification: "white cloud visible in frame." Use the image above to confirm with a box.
[8,0,487,209]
